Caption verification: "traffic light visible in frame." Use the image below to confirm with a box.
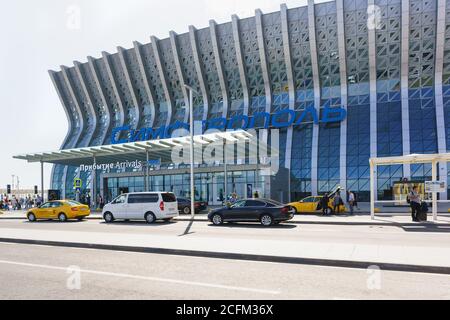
[34,185,38,195]
[7,185,11,194]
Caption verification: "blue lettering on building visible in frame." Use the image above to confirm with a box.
[111,106,347,144]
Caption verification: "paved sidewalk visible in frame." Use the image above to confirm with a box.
[1,225,449,271]
[1,210,450,225]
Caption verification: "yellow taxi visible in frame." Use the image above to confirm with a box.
[288,196,346,215]
[27,200,90,222]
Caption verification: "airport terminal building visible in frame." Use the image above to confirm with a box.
[40,0,450,204]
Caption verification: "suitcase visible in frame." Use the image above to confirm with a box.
[417,210,427,222]
[421,201,429,213]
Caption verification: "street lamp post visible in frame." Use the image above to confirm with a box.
[184,85,198,219]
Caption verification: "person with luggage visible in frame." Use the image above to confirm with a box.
[409,186,421,222]
[348,190,356,215]
[321,193,330,216]
[333,191,342,214]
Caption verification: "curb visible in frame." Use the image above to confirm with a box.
[1,216,448,227]
[0,237,449,275]
[173,218,447,227]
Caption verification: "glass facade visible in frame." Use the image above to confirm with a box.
[316,1,342,194]
[345,0,371,201]
[105,171,264,204]
[375,0,403,200]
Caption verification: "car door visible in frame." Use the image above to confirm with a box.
[125,194,140,220]
[177,198,187,212]
[111,194,127,219]
[243,200,267,220]
[297,197,314,212]
[312,197,321,211]
[49,202,64,219]
[224,200,246,220]
[37,202,52,218]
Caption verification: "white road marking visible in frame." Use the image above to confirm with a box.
[1,243,450,278]
[0,259,280,295]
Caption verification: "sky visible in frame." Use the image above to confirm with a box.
[0,0,326,191]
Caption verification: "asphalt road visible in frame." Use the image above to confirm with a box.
[0,242,449,300]
[0,218,449,249]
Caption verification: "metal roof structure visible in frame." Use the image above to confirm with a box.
[370,153,450,166]
[13,130,254,166]
[369,153,450,221]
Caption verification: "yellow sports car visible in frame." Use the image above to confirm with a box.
[288,196,346,214]
[27,200,90,222]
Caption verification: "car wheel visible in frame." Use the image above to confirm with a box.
[104,212,115,223]
[183,206,191,215]
[145,212,156,224]
[27,213,36,222]
[291,206,298,214]
[211,214,223,226]
[58,213,67,222]
[260,214,273,227]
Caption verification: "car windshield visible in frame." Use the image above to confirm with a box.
[112,195,126,204]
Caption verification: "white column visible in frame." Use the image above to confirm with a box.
[74,61,98,146]
[255,9,271,151]
[281,4,295,202]
[151,36,174,127]
[435,0,448,200]
[370,161,376,220]
[307,0,320,196]
[48,71,76,150]
[232,15,250,116]
[87,56,113,143]
[368,0,378,195]
[169,31,190,124]
[209,20,230,119]
[118,47,140,129]
[432,160,438,221]
[61,66,86,148]
[336,0,348,194]
[255,9,272,115]
[101,52,126,128]
[189,26,210,122]
[133,42,157,128]
[401,0,411,178]
[92,155,97,208]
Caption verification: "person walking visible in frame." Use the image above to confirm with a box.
[86,193,91,209]
[321,193,330,215]
[409,186,421,222]
[99,195,105,209]
[348,190,355,215]
[253,190,260,199]
[333,192,342,214]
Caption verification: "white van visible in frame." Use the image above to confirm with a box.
[102,192,179,224]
